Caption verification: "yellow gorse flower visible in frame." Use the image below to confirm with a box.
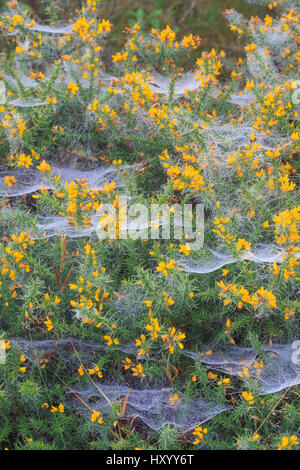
[242,391,255,405]
[156,259,175,277]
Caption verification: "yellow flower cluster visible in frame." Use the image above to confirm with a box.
[217,281,277,311]
[278,435,299,450]
[193,426,207,445]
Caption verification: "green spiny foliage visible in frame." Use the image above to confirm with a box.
[0,0,299,451]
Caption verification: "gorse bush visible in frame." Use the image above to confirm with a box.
[0,0,299,451]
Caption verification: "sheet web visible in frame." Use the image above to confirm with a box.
[9,337,299,430]
[0,0,299,437]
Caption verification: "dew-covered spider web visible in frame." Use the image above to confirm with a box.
[9,337,229,431]
[0,0,299,440]
[68,384,229,432]
[7,337,300,430]
[185,343,300,394]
